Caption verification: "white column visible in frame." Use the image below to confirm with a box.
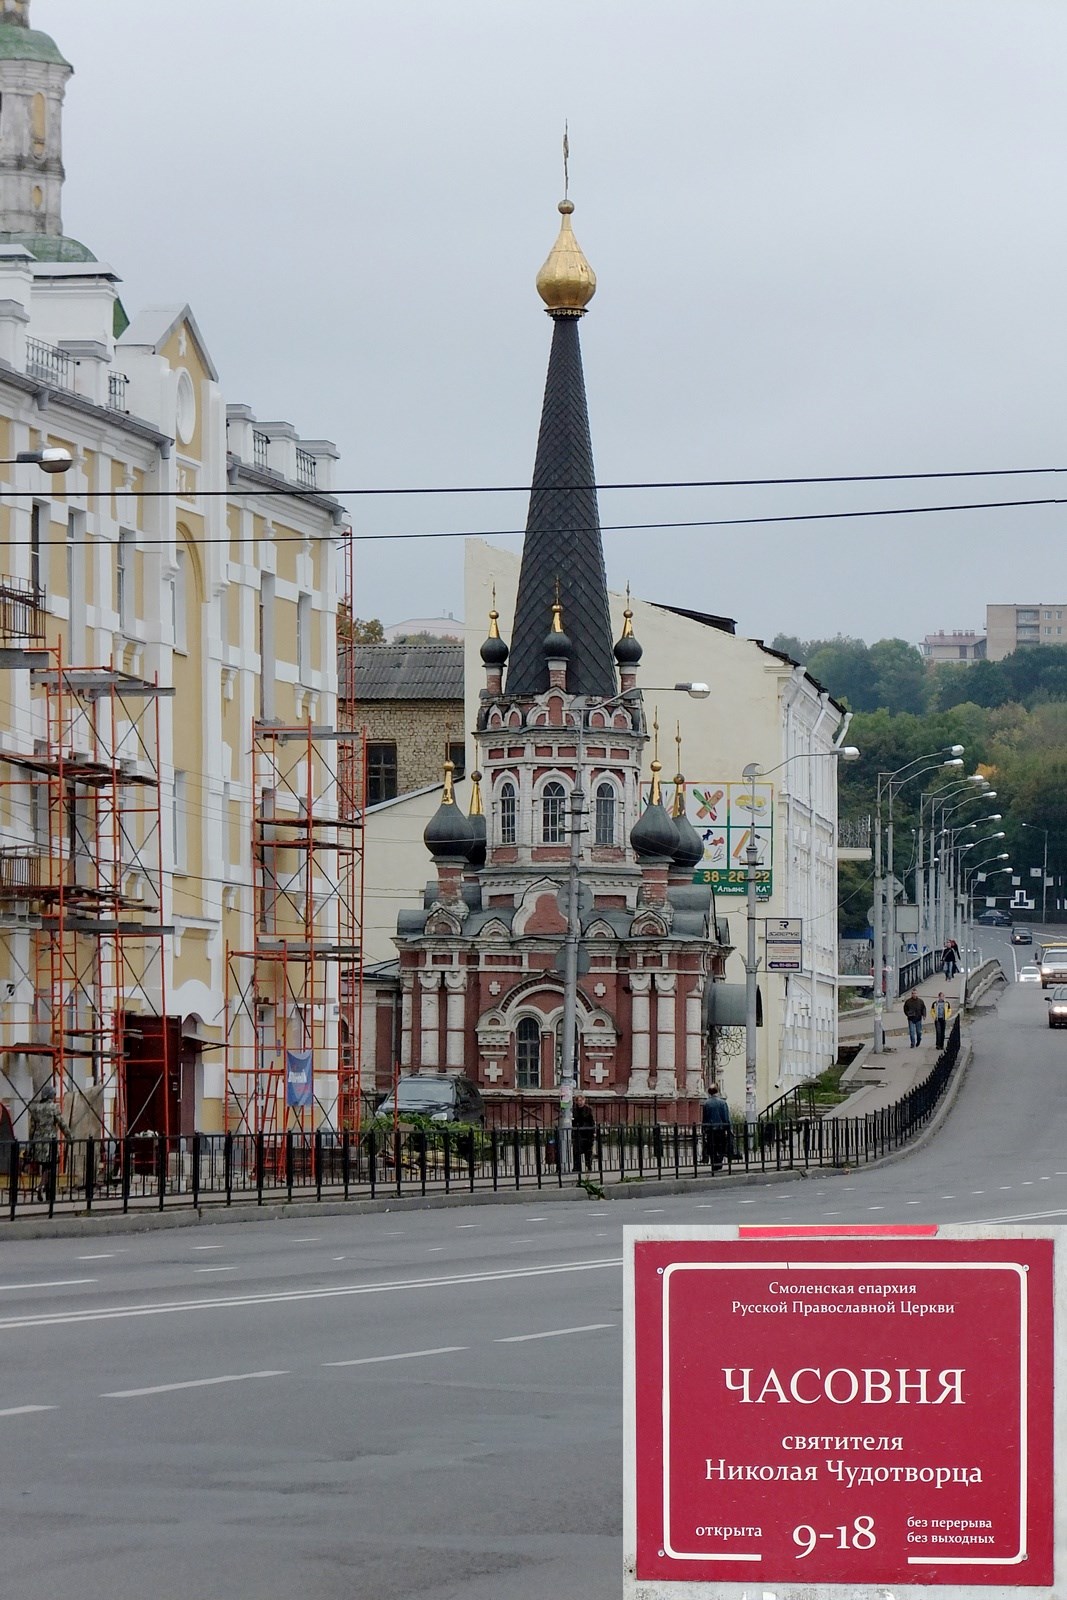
[444,970,467,1069]
[685,979,705,1094]
[655,973,677,1095]
[629,973,652,1094]
[400,980,413,1067]
[419,970,441,1068]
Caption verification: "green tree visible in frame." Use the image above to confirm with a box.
[868,638,930,715]
[805,637,879,710]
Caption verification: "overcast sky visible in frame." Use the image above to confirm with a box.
[44,0,1066,646]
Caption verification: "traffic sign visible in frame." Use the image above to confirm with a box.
[625,1224,1061,1598]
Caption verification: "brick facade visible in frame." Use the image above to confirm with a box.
[358,699,464,797]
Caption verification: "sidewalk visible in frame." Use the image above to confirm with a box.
[830,964,976,1117]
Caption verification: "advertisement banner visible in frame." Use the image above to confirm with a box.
[624,1224,1061,1598]
[286,1048,314,1109]
[687,781,774,898]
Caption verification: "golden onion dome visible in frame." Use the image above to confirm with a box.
[535,199,596,316]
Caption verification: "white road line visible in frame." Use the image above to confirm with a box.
[456,1224,478,1229]
[195,1266,237,1273]
[332,1256,345,1261]
[77,1254,116,1261]
[643,1208,666,1214]
[0,1278,96,1291]
[289,1237,320,1243]
[103,1370,287,1399]
[324,1346,466,1368]
[496,1323,614,1344]
[426,1247,444,1252]
[0,1404,56,1417]
[0,1257,623,1333]
[191,1245,223,1251]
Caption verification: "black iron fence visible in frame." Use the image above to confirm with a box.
[5,1020,962,1223]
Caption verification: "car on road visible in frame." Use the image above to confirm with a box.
[376,1073,486,1125]
[1039,948,1067,989]
[1011,928,1033,945]
[976,909,1013,927]
[1047,986,1067,1027]
[1018,964,1042,984]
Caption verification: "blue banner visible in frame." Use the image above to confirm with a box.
[286,1049,313,1109]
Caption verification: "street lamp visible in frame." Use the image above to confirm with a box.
[7,448,74,473]
[558,680,711,1171]
[918,776,990,947]
[873,748,965,1052]
[963,858,1012,976]
[1021,823,1049,925]
[739,743,860,1122]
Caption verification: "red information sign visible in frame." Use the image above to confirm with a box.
[625,1227,1058,1596]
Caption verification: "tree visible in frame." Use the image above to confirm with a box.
[769,633,809,664]
[868,638,930,716]
[805,637,879,711]
[337,600,384,644]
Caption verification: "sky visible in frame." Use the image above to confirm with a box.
[41,0,1067,647]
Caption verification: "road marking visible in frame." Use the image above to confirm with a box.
[456,1224,478,1229]
[192,1245,223,1251]
[867,1206,885,1211]
[324,1346,466,1368]
[289,1237,320,1243]
[970,1191,985,1196]
[1021,1181,1034,1186]
[103,1370,287,1399]
[906,1200,922,1205]
[196,1266,237,1273]
[0,1257,623,1333]
[643,1207,666,1214]
[496,1323,614,1344]
[77,1254,116,1261]
[0,1278,96,1292]
[528,1217,547,1222]
[426,1247,444,1252]
[0,1404,56,1417]
[737,1199,756,1205]
[332,1256,346,1261]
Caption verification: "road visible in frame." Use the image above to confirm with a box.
[1,939,1062,1600]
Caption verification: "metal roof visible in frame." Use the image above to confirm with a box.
[346,643,464,701]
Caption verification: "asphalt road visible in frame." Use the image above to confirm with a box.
[2,938,1064,1600]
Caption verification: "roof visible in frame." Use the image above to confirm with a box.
[118,304,219,381]
[0,23,69,65]
[0,233,95,262]
[506,315,617,699]
[346,643,464,701]
[652,602,736,636]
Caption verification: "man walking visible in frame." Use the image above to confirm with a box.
[931,992,952,1050]
[701,1082,732,1170]
[902,989,927,1048]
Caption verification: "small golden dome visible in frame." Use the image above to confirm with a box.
[536,199,596,316]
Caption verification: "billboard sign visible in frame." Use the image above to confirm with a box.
[688,781,773,898]
[625,1224,1061,1598]
[765,917,802,972]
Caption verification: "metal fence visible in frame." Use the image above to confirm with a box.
[3,1020,962,1223]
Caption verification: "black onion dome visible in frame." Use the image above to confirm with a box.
[480,607,509,667]
[424,762,475,861]
[614,605,643,666]
[467,770,487,869]
[672,810,704,872]
[544,601,573,659]
[630,764,679,861]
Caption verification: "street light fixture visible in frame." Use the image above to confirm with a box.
[739,743,860,1121]
[1021,822,1050,925]
[558,680,710,1171]
[8,448,74,474]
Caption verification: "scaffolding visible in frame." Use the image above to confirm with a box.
[0,633,172,1137]
[224,530,366,1135]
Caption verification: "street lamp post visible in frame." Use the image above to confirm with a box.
[919,776,988,947]
[558,680,710,1173]
[740,744,860,1122]
[963,857,1012,983]
[1021,823,1049,925]
[7,448,74,474]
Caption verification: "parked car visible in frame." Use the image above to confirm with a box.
[976,909,1013,927]
[1039,948,1067,989]
[376,1073,486,1125]
[1018,964,1042,984]
[1010,928,1033,945]
[1048,986,1067,1028]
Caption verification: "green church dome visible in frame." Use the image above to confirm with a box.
[0,23,70,66]
[0,232,95,262]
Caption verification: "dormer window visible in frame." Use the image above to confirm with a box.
[541,781,566,844]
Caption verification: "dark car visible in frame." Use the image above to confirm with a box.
[1011,928,1033,945]
[976,909,1013,927]
[1047,986,1067,1028]
[376,1073,486,1125]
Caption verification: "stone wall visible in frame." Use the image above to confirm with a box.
[359,699,465,797]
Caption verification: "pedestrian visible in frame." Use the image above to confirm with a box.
[25,1082,70,1203]
[931,992,952,1050]
[902,989,927,1049]
[701,1082,732,1171]
[572,1094,596,1173]
[942,939,959,980]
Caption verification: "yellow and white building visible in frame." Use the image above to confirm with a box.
[0,3,346,1140]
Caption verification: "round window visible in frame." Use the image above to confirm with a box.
[175,369,196,445]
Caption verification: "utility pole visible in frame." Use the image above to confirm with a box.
[744,822,759,1123]
[558,720,586,1177]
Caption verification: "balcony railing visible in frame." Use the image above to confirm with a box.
[26,337,76,392]
[295,448,317,489]
[0,575,45,642]
[253,430,270,471]
[108,371,129,411]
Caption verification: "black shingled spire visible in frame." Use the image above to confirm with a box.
[505,316,618,699]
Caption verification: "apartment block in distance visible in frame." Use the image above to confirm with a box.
[986,603,1067,661]
[919,630,986,664]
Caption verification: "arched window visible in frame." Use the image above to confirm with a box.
[541,780,567,844]
[515,1016,541,1089]
[499,780,517,846]
[594,782,616,846]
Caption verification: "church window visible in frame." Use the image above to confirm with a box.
[499,780,517,845]
[515,1016,541,1089]
[594,782,616,845]
[541,781,566,844]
